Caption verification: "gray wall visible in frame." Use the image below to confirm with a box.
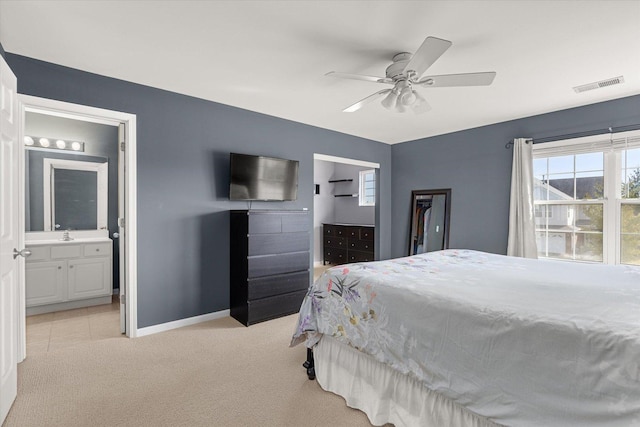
[390,94,640,259]
[6,53,392,328]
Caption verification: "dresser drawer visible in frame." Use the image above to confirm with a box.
[323,224,345,237]
[248,251,309,278]
[348,250,374,263]
[248,232,309,256]
[248,214,282,234]
[248,270,309,300]
[281,212,308,233]
[360,227,374,241]
[51,244,82,259]
[323,247,346,264]
[346,227,362,239]
[323,236,345,249]
[247,290,306,325]
[83,243,112,257]
[348,239,374,253]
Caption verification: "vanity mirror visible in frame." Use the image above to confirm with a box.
[26,149,108,232]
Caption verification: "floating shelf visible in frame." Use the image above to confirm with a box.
[328,179,353,183]
[335,194,358,198]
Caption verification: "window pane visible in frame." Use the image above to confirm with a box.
[626,148,640,169]
[537,231,571,259]
[547,173,574,199]
[575,152,603,172]
[535,231,548,255]
[575,172,603,199]
[533,158,548,179]
[575,232,603,262]
[620,204,640,265]
[548,155,574,174]
[623,168,640,199]
[533,178,549,201]
[576,204,603,232]
[621,235,640,265]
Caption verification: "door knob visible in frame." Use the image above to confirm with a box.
[13,248,32,259]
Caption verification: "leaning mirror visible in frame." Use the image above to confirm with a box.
[409,189,451,255]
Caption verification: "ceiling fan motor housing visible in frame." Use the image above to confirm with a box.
[386,52,413,80]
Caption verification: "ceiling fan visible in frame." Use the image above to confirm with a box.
[327,36,496,114]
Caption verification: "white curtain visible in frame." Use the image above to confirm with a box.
[507,138,538,258]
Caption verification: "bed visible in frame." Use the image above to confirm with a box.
[290,249,640,426]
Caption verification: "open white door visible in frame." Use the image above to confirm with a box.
[0,55,21,424]
[118,123,126,333]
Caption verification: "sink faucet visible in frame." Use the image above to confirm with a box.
[61,229,74,241]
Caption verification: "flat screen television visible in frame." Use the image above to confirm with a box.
[229,153,299,201]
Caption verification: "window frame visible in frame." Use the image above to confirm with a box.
[358,169,376,207]
[532,129,640,265]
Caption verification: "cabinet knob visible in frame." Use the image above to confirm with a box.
[58,266,62,270]
[69,265,74,269]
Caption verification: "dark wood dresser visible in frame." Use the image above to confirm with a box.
[322,223,375,265]
[230,210,310,326]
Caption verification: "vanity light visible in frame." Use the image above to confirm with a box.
[24,135,85,152]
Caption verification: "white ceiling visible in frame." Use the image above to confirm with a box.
[1,1,639,144]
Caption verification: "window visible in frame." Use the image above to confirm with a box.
[359,169,375,206]
[533,131,640,265]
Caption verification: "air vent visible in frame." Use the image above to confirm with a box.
[573,76,624,93]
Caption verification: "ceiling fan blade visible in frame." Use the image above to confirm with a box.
[403,36,452,78]
[326,71,393,84]
[417,72,497,87]
[343,89,392,112]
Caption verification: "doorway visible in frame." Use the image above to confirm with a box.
[18,95,138,360]
[313,153,380,276]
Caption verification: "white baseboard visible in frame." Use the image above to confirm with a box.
[135,309,230,337]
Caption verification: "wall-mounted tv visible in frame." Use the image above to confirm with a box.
[229,153,299,201]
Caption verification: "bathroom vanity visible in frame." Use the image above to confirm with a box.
[25,231,113,315]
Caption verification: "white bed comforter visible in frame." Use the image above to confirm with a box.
[291,250,640,426]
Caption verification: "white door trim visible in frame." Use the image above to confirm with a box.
[19,95,139,343]
[314,153,380,169]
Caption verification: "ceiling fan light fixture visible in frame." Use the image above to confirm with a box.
[399,86,416,106]
[381,90,398,110]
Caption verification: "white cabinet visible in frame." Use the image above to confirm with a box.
[26,239,112,314]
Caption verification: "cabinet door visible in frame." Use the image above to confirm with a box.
[68,258,111,300]
[25,261,66,306]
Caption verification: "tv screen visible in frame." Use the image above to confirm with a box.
[229,153,299,201]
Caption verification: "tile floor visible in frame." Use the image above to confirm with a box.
[26,296,123,356]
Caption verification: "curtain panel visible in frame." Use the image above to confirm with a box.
[507,138,537,258]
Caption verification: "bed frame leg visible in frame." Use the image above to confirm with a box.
[302,348,315,380]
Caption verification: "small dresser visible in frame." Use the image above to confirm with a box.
[230,210,310,326]
[323,223,375,265]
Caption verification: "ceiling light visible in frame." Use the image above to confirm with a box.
[381,90,398,110]
[25,135,85,152]
[399,86,416,106]
[411,91,431,114]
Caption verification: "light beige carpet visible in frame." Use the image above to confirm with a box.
[3,314,375,427]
